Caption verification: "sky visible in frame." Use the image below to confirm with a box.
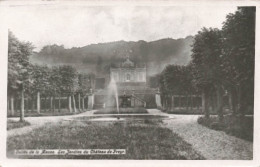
[4,3,237,51]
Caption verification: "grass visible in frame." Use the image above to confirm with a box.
[165,108,230,115]
[7,120,31,130]
[166,109,203,115]
[197,115,253,142]
[7,119,204,159]
[7,109,89,118]
[94,107,148,114]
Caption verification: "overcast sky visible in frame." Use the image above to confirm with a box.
[5,4,237,51]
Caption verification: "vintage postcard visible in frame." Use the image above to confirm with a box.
[0,0,259,166]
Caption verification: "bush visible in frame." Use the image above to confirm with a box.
[197,115,253,141]
[210,122,225,131]
[197,116,211,125]
[7,120,30,130]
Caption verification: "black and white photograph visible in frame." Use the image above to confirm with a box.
[0,0,258,165]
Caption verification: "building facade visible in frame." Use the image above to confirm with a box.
[110,58,146,83]
[92,57,157,109]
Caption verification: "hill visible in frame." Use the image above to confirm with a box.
[30,36,194,76]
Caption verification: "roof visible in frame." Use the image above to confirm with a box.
[122,58,134,68]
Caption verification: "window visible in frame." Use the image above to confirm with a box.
[140,73,143,81]
[112,72,119,82]
[126,74,131,81]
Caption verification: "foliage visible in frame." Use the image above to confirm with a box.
[222,7,255,109]
[8,31,34,95]
[191,28,223,90]
[59,65,78,96]
[30,65,50,95]
[161,65,194,95]
[7,120,30,130]
[78,73,92,96]
[149,74,160,88]
[158,7,255,120]
[197,115,253,141]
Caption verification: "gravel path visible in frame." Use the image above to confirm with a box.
[7,110,97,137]
[147,109,253,160]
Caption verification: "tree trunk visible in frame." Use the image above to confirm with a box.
[216,86,224,121]
[10,96,14,116]
[50,96,53,112]
[72,94,77,113]
[171,96,174,111]
[14,98,17,113]
[202,89,209,118]
[26,97,29,113]
[168,95,171,110]
[230,87,237,115]
[78,93,81,112]
[8,98,10,114]
[20,89,25,122]
[191,96,193,110]
[238,84,246,120]
[44,96,47,112]
[53,96,56,113]
[68,96,72,113]
[58,96,61,112]
[228,91,233,114]
[31,96,34,113]
[82,97,85,111]
[179,96,181,108]
[165,96,168,111]
[37,92,41,114]
[186,94,189,111]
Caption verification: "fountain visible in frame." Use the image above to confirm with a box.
[68,77,171,123]
[108,78,119,113]
[107,78,120,119]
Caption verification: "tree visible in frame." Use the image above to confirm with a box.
[31,65,51,113]
[191,28,224,120]
[222,7,255,118]
[8,31,34,121]
[159,64,195,110]
[162,65,194,95]
[48,66,62,112]
[59,65,78,112]
[78,73,92,111]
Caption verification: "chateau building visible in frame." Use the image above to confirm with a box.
[110,57,146,83]
[93,56,158,108]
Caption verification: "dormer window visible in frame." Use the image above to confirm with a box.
[122,57,134,68]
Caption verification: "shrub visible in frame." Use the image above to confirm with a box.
[210,122,225,131]
[7,120,31,130]
[197,115,253,141]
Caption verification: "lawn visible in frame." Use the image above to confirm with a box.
[7,109,88,118]
[7,120,31,130]
[165,108,230,115]
[197,115,253,141]
[166,109,203,115]
[94,107,148,114]
[7,118,204,159]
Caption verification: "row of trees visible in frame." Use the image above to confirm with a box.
[8,32,93,122]
[159,7,255,120]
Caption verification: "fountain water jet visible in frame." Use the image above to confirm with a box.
[108,78,120,117]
